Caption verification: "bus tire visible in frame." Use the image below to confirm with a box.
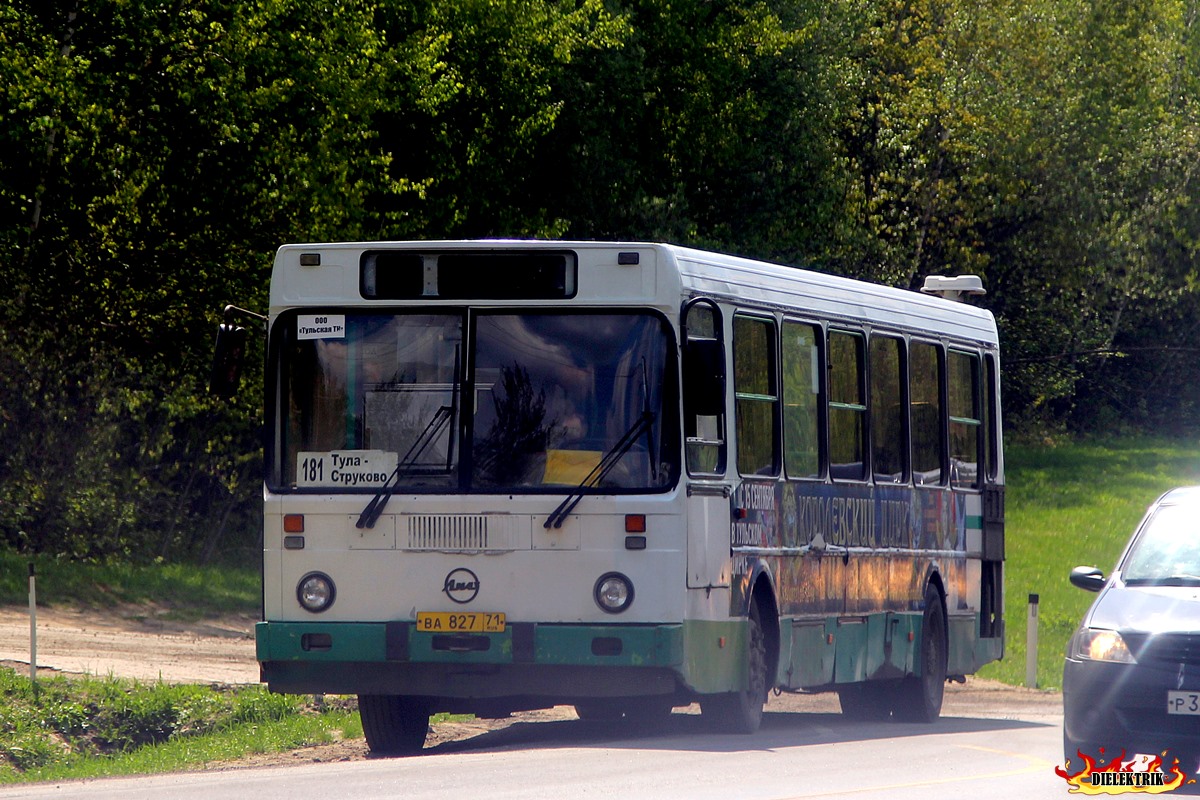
[701,601,768,733]
[358,694,430,755]
[893,584,947,723]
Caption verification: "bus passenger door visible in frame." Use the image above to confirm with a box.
[681,298,731,590]
[687,484,732,589]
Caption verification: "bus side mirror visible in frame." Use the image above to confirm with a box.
[209,323,248,398]
[683,339,725,416]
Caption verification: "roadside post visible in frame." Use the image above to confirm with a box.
[28,562,37,690]
[1026,593,1039,688]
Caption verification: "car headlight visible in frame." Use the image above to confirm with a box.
[1073,628,1136,663]
[594,572,634,614]
[297,572,336,613]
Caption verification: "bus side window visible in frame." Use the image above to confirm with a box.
[733,315,779,477]
[985,353,1000,482]
[682,300,726,476]
[910,341,944,486]
[828,330,866,481]
[869,334,907,483]
[948,350,982,488]
[782,320,822,479]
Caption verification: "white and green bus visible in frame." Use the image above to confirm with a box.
[228,240,1004,754]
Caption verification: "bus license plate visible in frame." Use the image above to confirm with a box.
[1168,691,1200,715]
[416,612,506,633]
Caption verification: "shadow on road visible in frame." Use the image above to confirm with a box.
[414,708,1052,759]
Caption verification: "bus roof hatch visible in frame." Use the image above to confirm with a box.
[920,275,986,302]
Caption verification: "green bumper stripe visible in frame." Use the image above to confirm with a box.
[257,622,387,663]
[257,621,684,669]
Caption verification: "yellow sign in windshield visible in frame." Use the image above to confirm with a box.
[542,450,602,485]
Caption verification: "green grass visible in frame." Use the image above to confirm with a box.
[0,552,259,620]
[0,670,361,783]
[978,436,1200,690]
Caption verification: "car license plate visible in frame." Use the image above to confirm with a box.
[416,612,506,633]
[1168,691,1200,715]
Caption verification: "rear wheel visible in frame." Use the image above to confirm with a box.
[358,695,430,755]
[893,584,947,723]
[701,601,768,733]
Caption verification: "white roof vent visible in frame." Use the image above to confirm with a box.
[920,275,986,302]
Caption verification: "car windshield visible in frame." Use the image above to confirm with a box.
[1122,503,1200,584]
[273,310,678,493]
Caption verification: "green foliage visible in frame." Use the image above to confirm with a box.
[979,436,1200,688]
[0,550,258,616]
[546,0,847,261]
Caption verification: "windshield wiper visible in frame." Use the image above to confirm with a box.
[358,345,460,529]
[1127,575,1200,587]
[357,405,453,529]
[544,410,655,530]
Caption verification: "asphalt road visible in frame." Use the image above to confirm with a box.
[0,689,1074,800]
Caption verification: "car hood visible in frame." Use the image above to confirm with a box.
[1088,582,1200,634]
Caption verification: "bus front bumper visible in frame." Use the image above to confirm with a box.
[256,620,685,698]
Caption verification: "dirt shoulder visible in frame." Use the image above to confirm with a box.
[0,604,259,685]
[0,604,1062,766]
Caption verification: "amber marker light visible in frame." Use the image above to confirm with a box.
[624,514,647,533]
[284,514,305,533]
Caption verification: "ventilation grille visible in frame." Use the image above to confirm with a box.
[404,515,520,552]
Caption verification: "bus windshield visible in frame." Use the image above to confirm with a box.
[274,310,678,493]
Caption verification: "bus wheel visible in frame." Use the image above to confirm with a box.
[701,601,768,733]
[358,695,431,755]
[838,682,893,720]
[893,584,947,723]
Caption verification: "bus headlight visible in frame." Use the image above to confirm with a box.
[297,572,336,613]
[594,572,634,614]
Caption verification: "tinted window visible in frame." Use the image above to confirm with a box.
[948,350,981,488]
[910,341,943,485]
[870,335,906,482]
[734,316,779,477]
[829,331,866,481]
[783,321,821,479]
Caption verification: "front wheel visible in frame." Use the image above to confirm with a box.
[358,695,431,755]
[893,584,947,723]
[701,601,768,733]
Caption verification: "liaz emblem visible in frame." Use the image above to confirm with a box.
[443,568,480,604]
